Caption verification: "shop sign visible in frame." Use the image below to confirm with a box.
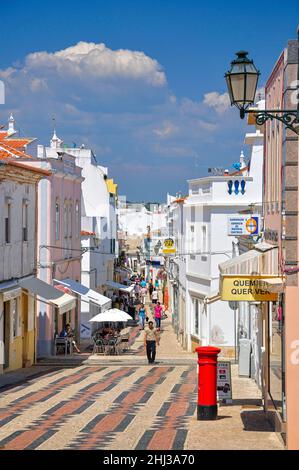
[220,276,278,301]
[162,238,176,254]
[217,362,232,402]
[228,215,260,236]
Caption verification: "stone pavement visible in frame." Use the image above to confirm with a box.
[0,307,284,450]
[0,365,60,391]
[185,364,284,450]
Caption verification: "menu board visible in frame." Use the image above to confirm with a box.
[217,361,232,403]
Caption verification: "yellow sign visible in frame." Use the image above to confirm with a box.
[163,238,176,254]
[246,218,257,234]
[220,276,278,301]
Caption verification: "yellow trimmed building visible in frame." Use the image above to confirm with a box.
[0,156,50,373]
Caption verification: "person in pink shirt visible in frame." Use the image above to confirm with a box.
[154,302,163,330]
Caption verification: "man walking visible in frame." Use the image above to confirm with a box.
[144,321,159,364]
[148,279,154,298]
[151,288,158,304]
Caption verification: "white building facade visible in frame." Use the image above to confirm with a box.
[118,201,168,279]
[165,194,187,348]
[231,104,264,387]
[179,146,263,357]
[0,158,50,372]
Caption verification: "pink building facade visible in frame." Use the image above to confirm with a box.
[33,136,83,357]
[264,39,299,449]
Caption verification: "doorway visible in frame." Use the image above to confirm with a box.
[22,294,28,367]
[54,308,59,337]
[4,301,10,369]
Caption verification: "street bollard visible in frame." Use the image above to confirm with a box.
[195,346,221,420]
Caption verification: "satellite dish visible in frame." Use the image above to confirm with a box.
[232,162,241,171]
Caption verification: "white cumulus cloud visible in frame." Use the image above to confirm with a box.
[0,41,247,200]
[203,91,230,114]
[25,41,166,87]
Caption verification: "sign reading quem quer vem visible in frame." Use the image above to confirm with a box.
[220,276,278,301]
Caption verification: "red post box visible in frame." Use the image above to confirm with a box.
[195,346,221,420]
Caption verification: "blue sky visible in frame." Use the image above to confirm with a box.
[0,0,298,200]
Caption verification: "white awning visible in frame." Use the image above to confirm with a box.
[219,245,278,277]
[219,250,263,276]
[106,281,135,294]
[19,278,76,314]
[54,278,111,308]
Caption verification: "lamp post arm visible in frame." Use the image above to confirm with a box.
[243,109,299,134]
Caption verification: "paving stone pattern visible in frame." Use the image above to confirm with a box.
[0,303,284,450]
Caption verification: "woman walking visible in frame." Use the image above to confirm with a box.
[138,304,147,330]
[154,302,163,330]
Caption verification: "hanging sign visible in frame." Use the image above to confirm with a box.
[217,362,232,402]
[220,276,278,301]
[162,238,176,254]
[228,215,260,236]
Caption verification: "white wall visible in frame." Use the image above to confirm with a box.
[0,180,36,281]
[118,204,167,237]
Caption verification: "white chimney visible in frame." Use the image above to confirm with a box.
[50,129,63,149]
[7,113,16,136]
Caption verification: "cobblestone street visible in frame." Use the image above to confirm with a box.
[0,314,284,450]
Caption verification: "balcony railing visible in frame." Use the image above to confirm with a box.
[227,179,246,195]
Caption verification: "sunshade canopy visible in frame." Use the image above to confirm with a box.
[106,281,135,294]
[19,278,76,314]
[219,244,278,277]
[89,308,132,323]
[54,278,111,308]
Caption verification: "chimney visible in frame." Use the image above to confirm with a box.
[7,113,16,136]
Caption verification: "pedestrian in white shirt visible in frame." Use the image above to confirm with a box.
[151,288,158,304]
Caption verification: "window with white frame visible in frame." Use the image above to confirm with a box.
[69,201,73,236]
[192,298,199,336]
[55,200,60,240]
[22,202,28,242]
[12,298,19,338]
[191,206,195,222]
[190,225,196,259]
[64,200,68,238]
[180,205,184,236]
[5,202,11,244]
[201,225,207,254]
[64,200,68,258]
[75,201,79,238]
[68,201,73,258]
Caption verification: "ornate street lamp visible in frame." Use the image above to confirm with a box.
[225,29,299,134]
[225,51,260,119]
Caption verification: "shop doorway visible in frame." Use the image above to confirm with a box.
[268,300,285,418]
[4,301,10,369]
[54,308,59,337]
[74,302,79,342]
[22,295,28,367]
